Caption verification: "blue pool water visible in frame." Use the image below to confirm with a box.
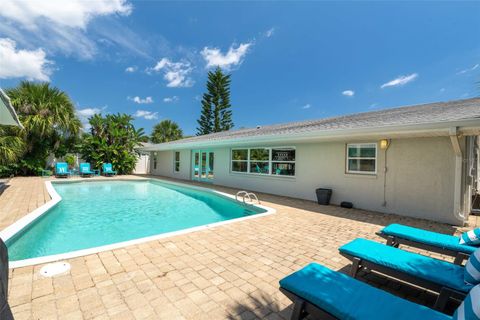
[7,180,266,261]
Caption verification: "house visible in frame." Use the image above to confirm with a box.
[140,98,480,225]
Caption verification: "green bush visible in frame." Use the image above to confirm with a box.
[80,113,145,174]
[64,154,76,168]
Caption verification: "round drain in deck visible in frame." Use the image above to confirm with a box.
[39,262,71,277]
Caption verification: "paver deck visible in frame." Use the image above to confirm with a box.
[0,175,476,319]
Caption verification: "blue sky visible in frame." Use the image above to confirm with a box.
[0,1,479,135]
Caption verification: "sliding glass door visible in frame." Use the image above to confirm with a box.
[192,150,214,182]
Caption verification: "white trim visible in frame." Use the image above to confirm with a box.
[345,143,377,175]
[3,178,275,268]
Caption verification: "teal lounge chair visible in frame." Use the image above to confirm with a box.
[102,163,117,176]
[378,224,476,264]
[279,262,452,320]
[79,163,94,177]
[55,162,71,178]
[339,238,471,311]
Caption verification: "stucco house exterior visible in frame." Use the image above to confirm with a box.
[140,98,480,225]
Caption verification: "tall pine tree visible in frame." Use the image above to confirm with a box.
[197,67,234,135]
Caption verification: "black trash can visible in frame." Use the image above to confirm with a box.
[315,188,332,205]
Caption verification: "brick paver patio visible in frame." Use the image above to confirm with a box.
[0,175,475,319]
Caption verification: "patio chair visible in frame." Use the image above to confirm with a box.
[79,163,95,177]
[339,238,471,311]
[279,262,452,320]
[55,162,71,178]
[377,224,476,265]
[102,163,117,176]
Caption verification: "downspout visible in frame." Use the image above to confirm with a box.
[449,127,466,224]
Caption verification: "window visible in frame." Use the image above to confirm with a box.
[232,149,248,173]
[231,147,296,176]
[272,148,296,176]
[346,143,377,174]
[174,151,180,172]
[250,148,269,174]
[153,152,157,170]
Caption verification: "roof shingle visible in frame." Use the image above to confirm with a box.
[151,97,480,147]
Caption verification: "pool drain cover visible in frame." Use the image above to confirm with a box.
[39,262,71,277]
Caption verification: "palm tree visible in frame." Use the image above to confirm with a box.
[0,126,25,165]
[151,119,183,143]
[5,81,81,174]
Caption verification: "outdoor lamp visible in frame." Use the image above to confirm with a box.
[380,139,390,150]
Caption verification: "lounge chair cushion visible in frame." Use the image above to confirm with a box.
[465,248,480,285]
[339,238,473,293]
[453,284,480,320]
[381,224,477,254]
[279,262,450,320]
[460,228,480,246]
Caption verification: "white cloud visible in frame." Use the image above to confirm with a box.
[77,106,105,129]
[342,90,354,97]
[149,58,194,87]
[265,28,275,38]
[1,0,131,30]
[380,73,418,89]
[77,107,103,118]
[163,96,179,103]
[125,66,137,73]
[134,110,158,120]
[201,42,252,69]
[457,63,479,75]
[128,96,154,104]
[0,38,52,81]
[0,0,136,60]
[302,104,311,109]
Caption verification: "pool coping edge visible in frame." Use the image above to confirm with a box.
[3,177,276,269]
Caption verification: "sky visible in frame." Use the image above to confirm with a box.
[0,1,479,136]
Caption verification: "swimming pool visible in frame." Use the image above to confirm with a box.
[5,179,271,266]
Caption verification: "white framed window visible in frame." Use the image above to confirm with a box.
[231,149,248,173]
[174,151,180,172]
[231,147,295,177]
[346,143,377,174]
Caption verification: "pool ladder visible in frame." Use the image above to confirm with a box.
[235,191,260,205]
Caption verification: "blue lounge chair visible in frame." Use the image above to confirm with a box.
[55,162,71,178]
[102,163,117,176]
[378,224,476,264]
[339,238,471,311]
[79,163,94,177]
[279,262,458,320]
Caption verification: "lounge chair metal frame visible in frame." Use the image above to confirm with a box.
[341,254,466,311]
[280,287,337,320]
[376,232,470,265]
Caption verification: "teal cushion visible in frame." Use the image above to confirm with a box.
[339,238,473,293]
[465,248,480,285]
[460,229,480,246]
[453,283,480,319]
[381,224,476,254]
[279,263,451,320]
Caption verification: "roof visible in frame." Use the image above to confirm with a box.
[142,97,480,151]
[0,88,23,128]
